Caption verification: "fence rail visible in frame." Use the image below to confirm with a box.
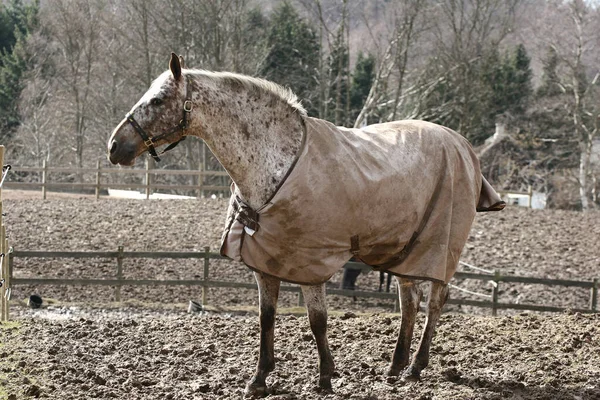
[4,162,232,199]
[7,248,599,316]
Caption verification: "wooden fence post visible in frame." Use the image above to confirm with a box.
[95,160,101,199]
[115,245,123,302]
[0,146,8,321]
[590,278,598,312]
[527,185,533,208]
[42,159,48,200]
[202,246,209,306]
[0,218,4,321]
[491,270,500,316]
[297,290,304,307]
[0,226,6,321]
[3,236,8,321]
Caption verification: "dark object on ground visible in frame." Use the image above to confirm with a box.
[28,294,43,309]
[341,268,362,290]
[188,300,203,313]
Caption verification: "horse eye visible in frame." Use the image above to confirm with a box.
[151,98,163,106]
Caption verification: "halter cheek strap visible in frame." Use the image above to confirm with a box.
[125,75,194,162]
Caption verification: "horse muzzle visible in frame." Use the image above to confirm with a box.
[108,138,136,166]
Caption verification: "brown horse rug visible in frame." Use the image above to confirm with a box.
[221,117,504,285]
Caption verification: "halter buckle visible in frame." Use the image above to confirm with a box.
[143,138,154,148]
[183,100,193,112]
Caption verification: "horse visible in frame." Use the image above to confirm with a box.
[108,53,505,396]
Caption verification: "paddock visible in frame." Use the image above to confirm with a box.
[0,193,599,398]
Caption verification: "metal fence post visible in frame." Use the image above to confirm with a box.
[202,246,210,306]
[590,278,598,312]
[144,159,150,199]
[42,159,48,200]
[491,270,500,316]
[198,167,203,199]
[201,142,207,198]
[115,246,123,302]
[95,160,101,199]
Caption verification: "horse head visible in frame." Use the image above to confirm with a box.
[108,53,192,166]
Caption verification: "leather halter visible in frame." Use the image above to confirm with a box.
[125,75,193,162]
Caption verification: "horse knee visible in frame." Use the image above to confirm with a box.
[428,283,449,311]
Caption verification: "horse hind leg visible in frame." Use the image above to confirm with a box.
[403,280,449,381]
[387,277,422,376]
[245,272,281,397]
[301,283,336,392]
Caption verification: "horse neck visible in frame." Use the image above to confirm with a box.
[187,73,305,209]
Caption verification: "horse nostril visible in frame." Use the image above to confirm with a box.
[110,140,118,155]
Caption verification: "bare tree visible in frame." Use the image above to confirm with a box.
[13,31,58,166]
[42,0,105,172]
[353,0,430,127]
[532,0,600,210]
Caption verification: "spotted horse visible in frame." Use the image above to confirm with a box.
[108,53,505,397]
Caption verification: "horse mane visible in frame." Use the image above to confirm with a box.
[186,69,307,116]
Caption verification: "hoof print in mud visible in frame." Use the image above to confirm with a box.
[402,367,421,382]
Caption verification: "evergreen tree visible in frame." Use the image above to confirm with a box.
[510,44,533,116]
[537,47,562,98]
[259,2,320,115]
[349,52,375,124]
[0,0,39,141]
[416,44,533,144]
[482,44,533,126]
[326,25,350,125]
[235,7,270,75]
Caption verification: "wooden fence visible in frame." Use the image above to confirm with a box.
[5,163,539,208]
[4,161,232,199]
[6,247,599,317]
[0,146,12,321]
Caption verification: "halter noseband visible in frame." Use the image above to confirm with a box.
[125,75,193,162]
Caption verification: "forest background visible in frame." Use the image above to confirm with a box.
[0,0,598,209]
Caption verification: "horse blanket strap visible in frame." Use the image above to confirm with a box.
[220,117,505,285]
[125,75,194,162]
[233,196,260,233]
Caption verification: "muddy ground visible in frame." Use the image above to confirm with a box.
[0,192,599,399]
[1,309,599,399]
[2,193,600,313]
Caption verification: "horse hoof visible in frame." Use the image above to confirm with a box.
[318,377,333,393]
[386,367,401,377]
[402,366,421,382]
[244,381,268,398]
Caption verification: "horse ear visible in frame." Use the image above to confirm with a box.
[170,52,182,80]
[178,55,185,69]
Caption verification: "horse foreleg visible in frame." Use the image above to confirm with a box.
[387,277,422,376]
[301,283,335,392]
[403,281,449,381]
[245,272,281,397]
